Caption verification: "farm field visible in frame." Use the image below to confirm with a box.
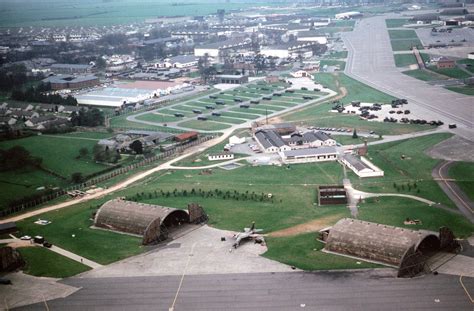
[0,0,268,27]
[350,133,457,208]
[18,247,90,278]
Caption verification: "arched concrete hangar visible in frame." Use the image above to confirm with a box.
[320,218,457,277]
[94,199,206,244]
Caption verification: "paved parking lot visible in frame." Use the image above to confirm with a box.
[80,225,294,278]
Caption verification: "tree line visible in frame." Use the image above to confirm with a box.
[11,82,78,106]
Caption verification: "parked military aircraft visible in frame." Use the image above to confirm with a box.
[232,222,264,248]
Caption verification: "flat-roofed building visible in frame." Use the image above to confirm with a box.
[279,147,338,164]
[339,154,384,178]
[43,75,99,90]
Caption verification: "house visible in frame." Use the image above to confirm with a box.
[229,135,246,145]
[339,154,384,178]
[265,75,280,83]
[215,75,249,84]
[208,152,234,161]
[284,131,336,149]
[50,63,94,74]
[436,57,455,69]
[175,131,198,143]
[290,70,311,78]
[254,130,291,153]
[0,116,17,126]
[10,110,39,120]
[279,147,338,164]
[43,75,99,90]
[194,39,252,58]
[296,31,328,45]
[163,55,198,69]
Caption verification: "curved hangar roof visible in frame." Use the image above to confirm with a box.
[94,199,189,244]
[324,218,441,277]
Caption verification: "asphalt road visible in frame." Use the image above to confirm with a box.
[342,15,473,140]
[16,270,474,310]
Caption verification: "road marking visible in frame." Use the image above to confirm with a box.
[459,275,474,303]
[169,242,196,311]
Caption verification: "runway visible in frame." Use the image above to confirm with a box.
[342,16,473,141]
[17,270,474,310]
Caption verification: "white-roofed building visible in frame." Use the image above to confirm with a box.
[279,147,338,164]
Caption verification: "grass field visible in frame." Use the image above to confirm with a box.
[393,54,417,67]
[263,233,380,271]
[457,58,474,73]
[358,197,473,237]
[321,60,346,70]
[17,201,144,264]
[427,66,472,79]
[390,39,423,52]
[350,133,456,208]
[388,30,418,40]
[330,135,381,145]
[402,69,446,81]
[448,162,474,201]
[386,19,410,28]
[326,51,348,59]
[445,86,474,95]
[177,120,232,131]
[18,247,91,278]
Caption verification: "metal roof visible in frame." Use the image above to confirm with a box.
[341,154,371,172]
[282,146,337,157]
[255,130,287,149]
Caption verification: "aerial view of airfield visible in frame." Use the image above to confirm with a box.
[0,0,473,310]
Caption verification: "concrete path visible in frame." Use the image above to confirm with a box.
[80,225,295,278]
[49,245,102,269]
[0,272,79,310]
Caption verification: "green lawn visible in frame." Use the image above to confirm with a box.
[386,19,410,28]
[402,69,446,81]
[208,116,246,124]
[388,29,418,40]
[330,135,381,145]
[427,66,472,79]
[326,51,348,59]
[448,162,474,201]
[18,247,91,278]
[221,111,261,119]
[445,86,474,96]
[350,133,457,208]
[263,233,380,271]
[136,113,181,123]
[457,59,474,73]
[16,201,144,264]
[390,39,423,51]
[358,197,473,238]
[0,135,107,178]
[321,60,346,70]
[177,120,232,131]
[394,54,417,67]
[110,114,182,132]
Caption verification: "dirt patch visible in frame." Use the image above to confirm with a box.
[268,214,344,237]
[7,241,35,248]
[426,135,474,162]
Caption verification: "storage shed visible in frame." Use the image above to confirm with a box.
[94,199,191,244]
[321,218,447,277]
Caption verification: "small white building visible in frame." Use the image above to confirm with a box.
[229,135,246,145]
[290,70,311,78]
[280,147,338,164]
[208,152,235,161]
[163,55,198,68]
[339,154,384,178]
[296,32,328,45]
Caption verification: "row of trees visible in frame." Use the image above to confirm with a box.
[0,146,42,172]
[11,82,78,106]
[70,108,104,127]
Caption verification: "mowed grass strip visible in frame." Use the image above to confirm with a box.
[402,69,445,81]
[221,111,261,119]
[448,161,474,201]
[18,247,91,278]
[390,38,423,51]
[157,108,194,117]
[136,113,181,123]
[177,120,232,131]
[207,116,246,124]
[388,29,418,40]
[386,18,410,28]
